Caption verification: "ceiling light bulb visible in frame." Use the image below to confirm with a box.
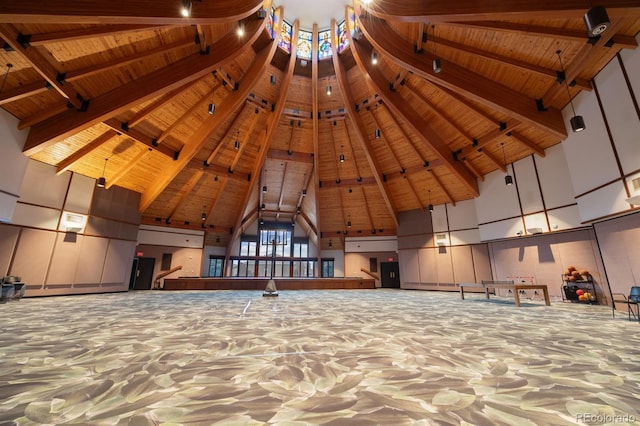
[237,25,245,37]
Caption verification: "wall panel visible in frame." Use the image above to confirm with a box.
[75,236,109,284]
[446,199,478,232]
[18,160,70,210]
[514,156,544,215]
[0,225,20,276]
[64,173,95,214]
[102,239,136,287]
[11,204,60,230]
[536,144,577,210]
[450,246,475,283]
[475,170,521,224]
[9,228,56,288]
[46,233,82,285]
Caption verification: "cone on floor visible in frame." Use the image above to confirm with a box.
[263,279,278,297]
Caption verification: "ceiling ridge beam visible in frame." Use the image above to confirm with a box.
[0,0,265,25]
[23,17,267,156]
[357,13,567,139]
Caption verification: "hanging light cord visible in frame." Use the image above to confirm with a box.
[101,158,108,176]
[556,50,578,117]
[1,63,13,93]
[501,142,507,164]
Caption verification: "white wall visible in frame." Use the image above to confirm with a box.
[0,109,29,222]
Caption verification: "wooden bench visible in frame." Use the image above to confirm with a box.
[459,280,550,307]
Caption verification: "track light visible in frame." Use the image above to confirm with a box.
[180,0,192,17]
[374,128,381,139]
[584,5,610,37]
[208,103,215,115]
[96,158,108,188]
[371,51,378,65]
[556,50,585,132]
[326,85,332,95]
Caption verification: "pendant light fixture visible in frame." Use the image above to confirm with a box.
[234,131,240,150]
[584,3,610,37]
[432,25,442,74]
[201,206,207,221]
[374,128,381,139]
[97,158,108,188]
[501,143,513,186]
[428,189,434,212]
[371,51,378,65]
[339,153,345,162]
[347,214,352,228]
[328,240,333,248]
[326,85,332,95]
[262,169,267,193]
[556,50,585,132]
[1,63,12,93]
[270,75,276,85]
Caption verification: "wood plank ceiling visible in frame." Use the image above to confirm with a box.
[1,0,639,251]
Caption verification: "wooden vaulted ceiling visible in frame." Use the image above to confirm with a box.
[1,0,639,251]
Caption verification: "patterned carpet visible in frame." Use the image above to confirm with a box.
[1,289,639,425]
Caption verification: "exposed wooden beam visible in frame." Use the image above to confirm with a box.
[106,147,151,189]
[361,0,640,22]
[267,148,314,164]
[331,17,399,228]
[462,159,484,181]
[23,17,267,156]
[0,0,264,24]
[456,119,519,159]
[0,23,85,109]
[509,131,546,158]
[349,32,480,197]
[168,170,205,221]
[103,118,178,159]
[480,146,506,173]
[18,103,68,130]
[426,34,592,91]
[429,169,455,206]
[55,129,119,174]
[125,77,203,128]
[205,105,249,166]
[227,8,299,264]
[139,9,278,213]
[357,14,567,139]
[27,24,166,45]
[0,80,48,105]
[228,109,261,172]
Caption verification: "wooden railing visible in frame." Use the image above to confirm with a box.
[154,265,182,289]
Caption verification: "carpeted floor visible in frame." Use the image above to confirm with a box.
[0,289,639,425]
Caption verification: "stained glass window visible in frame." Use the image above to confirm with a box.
[279,20,292,53]
[297,30,312,60]
[338,20,349,53]
[265,7,276,40]
[318,29,332,59]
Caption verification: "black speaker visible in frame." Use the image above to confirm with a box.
[584,6,610,37]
